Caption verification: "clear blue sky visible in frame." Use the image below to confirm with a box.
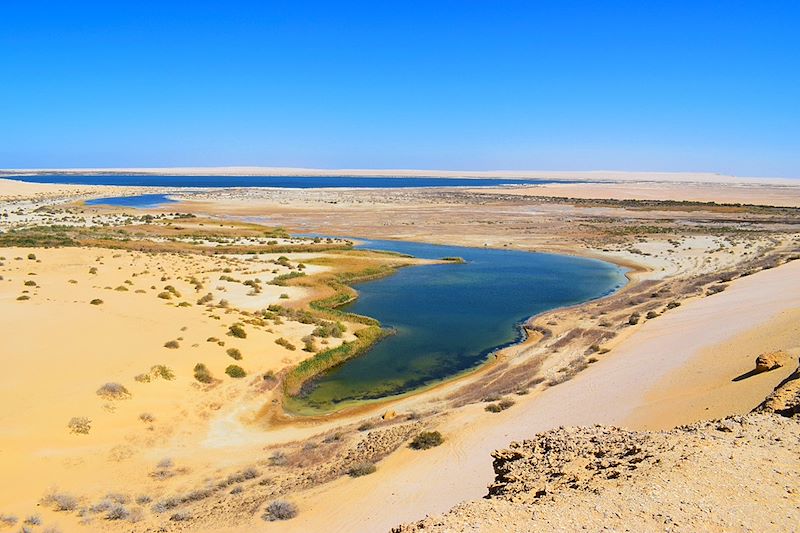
[1,1,798,176]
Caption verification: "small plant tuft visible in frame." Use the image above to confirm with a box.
[409,431,443,450]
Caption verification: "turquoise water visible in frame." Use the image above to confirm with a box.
[293,239,627,412]
[13,175,574,188]
[85,194,177,207]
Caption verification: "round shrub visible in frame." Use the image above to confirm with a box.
[225,365,246,378]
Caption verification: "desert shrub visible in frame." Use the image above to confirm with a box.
[312,321,346,338]
[42,491,79,511]
[302,335,316,352]
[157,291,172,300]
[262,500,298,521]
[139,412,155,423]
[151,364,175,380]
[275,337,296,351]
[357,421,374,431]
[135,495,152,505]
[197,292,214,305]
[485,403,502,413]
[646,311,659,319]
[114,285,128,291]
[206,336,219,342]
[88,298,105,306]
[0,514,18,526]
[193,363,213,383]
[230,486,243,494]
[24,515,41,526]
[225,365,246,378]
[96,382,131,400]
[409,431,443,450]
[68,416,92,434]
[279,293,289,299]
[228,324,247,338]
[268,451,287,466]
[628,312,641,325]
[347,461,377,477]
[105,504,130,520]
[27,253,36,260]
[134,373,151,383]
[169,511,192,522]
[164,340,180,349]
[89,267,98,274]
[163,285,181,297]
[226,348,242,360]
[16,295,30,301]
[666,301,681,309]
[498,398,516,410]
[24,280,37,286]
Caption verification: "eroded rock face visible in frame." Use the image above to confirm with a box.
[394,413,800,532]
[488,425,652,504]
[755,350,790,373]
[755,357,800,417]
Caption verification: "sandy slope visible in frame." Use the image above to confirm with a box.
[251,259,800,533]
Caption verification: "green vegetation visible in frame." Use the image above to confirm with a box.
[225,364,246,378]
[275,337,296,351]
[269,271,306,286]
[151,364,175,380]
[409,431,444,450]
[193,363,213,383]
[284,325,386,396]
[226,348,243,360]
[228,324,247,338]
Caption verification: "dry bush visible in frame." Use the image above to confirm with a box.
[96,382,131,400]
[68,416,92,435]
[262,500,298,521]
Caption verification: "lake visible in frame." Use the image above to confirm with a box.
[289,239,627,413]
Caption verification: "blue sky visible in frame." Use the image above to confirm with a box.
[1,1,798,176]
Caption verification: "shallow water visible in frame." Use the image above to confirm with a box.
[15,174,573,188]
[290,239,627,413]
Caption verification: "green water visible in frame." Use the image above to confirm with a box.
[290,239,627,413]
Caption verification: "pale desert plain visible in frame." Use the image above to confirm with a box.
[0,170,799,532]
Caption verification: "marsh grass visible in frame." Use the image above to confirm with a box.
[284,325,385,396]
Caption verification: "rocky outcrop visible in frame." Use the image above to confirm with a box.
[394,413,800,532]
[755,350,790,373]
[754,357,800,417]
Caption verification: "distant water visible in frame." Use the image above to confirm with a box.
[11,175,569,188]
[85,194,178,208]
[289,239,627,413]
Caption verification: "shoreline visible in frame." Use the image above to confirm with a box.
[275,235,637,419]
